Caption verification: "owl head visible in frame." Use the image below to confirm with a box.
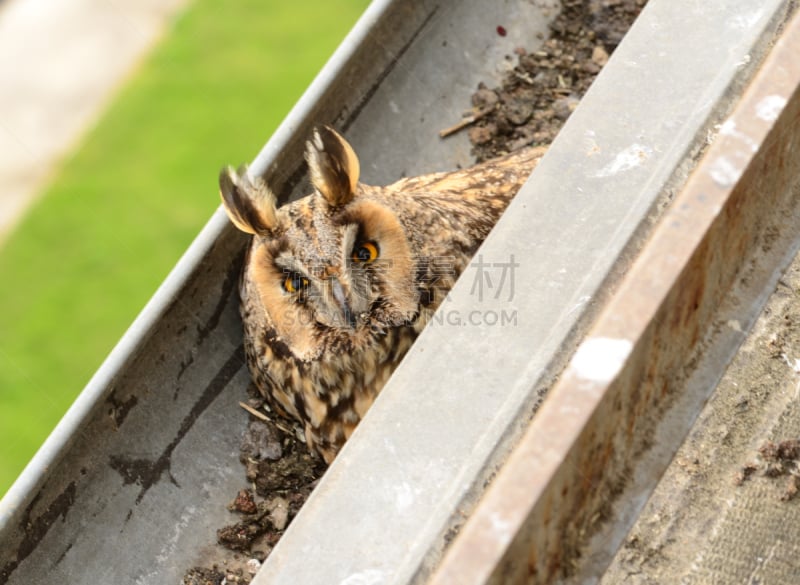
[219,127,420,361]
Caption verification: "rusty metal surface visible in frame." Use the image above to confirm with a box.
[429,7,800,585]
[601,221,800,583]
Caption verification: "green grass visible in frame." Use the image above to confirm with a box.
[0,0,369,495]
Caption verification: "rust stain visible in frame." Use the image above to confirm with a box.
[1,482,77,582]
[105,392,139,430]
[108,345,245,504]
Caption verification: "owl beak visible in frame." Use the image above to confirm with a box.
[330,278,356,329]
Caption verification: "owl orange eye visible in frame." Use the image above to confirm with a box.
[352,241,379,263]
[283,274,309,294]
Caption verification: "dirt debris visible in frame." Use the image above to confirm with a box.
[735,438,800,501]
[182,566,227,585]
[464,0,647,161]
[182,388,324,583]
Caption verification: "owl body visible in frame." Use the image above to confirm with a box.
[221,127,545,462]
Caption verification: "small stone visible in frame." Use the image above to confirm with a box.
[181,567,225,585]
[552,96,579,121]
[247,397,265,410]
[471,87,499,109]
[245,459,259,482]
[229,489,258,515]
[733,463,758,486]
[777,439,800,461]
[759,440,779,462]
[592,45,609,66]
[582,61,601,74]
[246,558,262,575]
[217,520,266,552]
[240,420,283,462]
[267,496,291,531]
[505,99,534,125]
[468,124,497,145]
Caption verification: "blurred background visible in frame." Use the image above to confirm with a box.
[0,0,370,496]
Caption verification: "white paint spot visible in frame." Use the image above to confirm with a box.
[729,10,764,30]
[155,506,197,564]
[594,144,652,178]
[382,437,397,455]
[389,100,400,114]
[488,511,513,543]
[726,319,742,332]
[708,156,742,188]
[779,353,800,374]
[735,53,752,68]
[340,570,385,585]
[755,95,786,122]
[394,482,415,512]
[571,337,633,383]
[718,119,737,136]
[559,404,581,416]
[718,120,758,153]
[566,295,592,316]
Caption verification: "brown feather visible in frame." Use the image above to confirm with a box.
[229,129,546,463]
[305,126,360,207]
[219,164,278,235]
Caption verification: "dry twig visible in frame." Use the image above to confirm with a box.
[238,401,269,421]
[439,106,495,138]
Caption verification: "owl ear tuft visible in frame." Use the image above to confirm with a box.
[219,164,277,235]
[306,126,360,207]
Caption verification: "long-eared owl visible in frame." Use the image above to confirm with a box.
[220,126,545,463]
